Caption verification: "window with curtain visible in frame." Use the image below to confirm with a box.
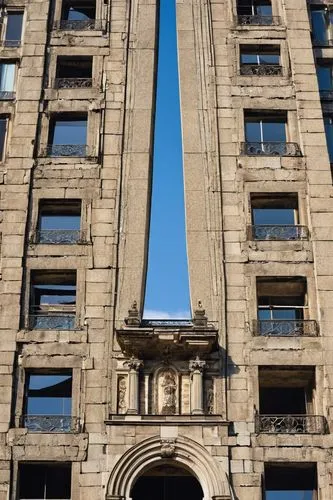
[0,63,15,93]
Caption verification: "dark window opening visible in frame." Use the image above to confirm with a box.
[19,463,71,499]
[257,277,307,322]
[250,193,307,240]
[4,12,23,47]
[316,61,333,92]
[264,463,317,499]
[61,0,95,20]
[47,113,87,157]
[55,56,93,89]
[0,61,16,98]
[311,6,332,45]
[37,199,82,244]
[324,115,333,162]
[0,116,8,160]
[23,371,75,432]
[237,0,272,16]
[240,45,281,75]
[29,270,76,330]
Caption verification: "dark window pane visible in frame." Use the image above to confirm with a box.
[245,120,261,141]
[252,208,295,225]
[51,119,87,145]
[46,465,71,499]
[260,387,306,414]
[27,374,72,416]
[258,54,279,64]
[256,4,272,16]
[262,121,286,142]
[40,214,81,231]
[0,119,7,159]
[324,117,333,161]
[19,465,45,498]
[311,9,328,42]
[6,13,23,41]
[63,3,95,20]
[241,53,258,64]
[317,66,332,90]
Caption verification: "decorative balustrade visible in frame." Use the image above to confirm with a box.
[241,141,302,156]
[0,90,15,100]
[34,229,85,245]
[140,319,193,327]
[42,144,89,158]
[29,305,76,330]
[22,415,80,433]
[248,224,309,241]
[320,89,333,100]
[240,64,282,76]
[53,19,104,31]
[253,319,318,337]
[237,14,280,25]
[54,78,93,89]
[255,414,327,434]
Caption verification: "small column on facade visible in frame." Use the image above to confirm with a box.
[127,357,143,414]
[189,356,206,415]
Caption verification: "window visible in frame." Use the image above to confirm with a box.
[46,113,87,157]
[3,11,23,47]
[36,200,82,244]
[255,277,317,336]
[316,62,333,91]
[29,270,77,330]
[240,45,281,75]
[56,0,99,30]
[237,0,275,25]
[19,463,71,499]
[257,367,325,434]
[0,116,8,161]
[23,371,76,432]
[55,56,93,88]
[0,62,16,99]
[324,116,333,162]
[249,193,307,240]
[311,6,333,45]
[264,463,317,500]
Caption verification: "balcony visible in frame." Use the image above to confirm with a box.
[241,141,301,156]
[54,78,93,89]
[29,305,76,330]
[255,414,327,434]
[237,14,280,25]
[312,38,333,47]
[117,302,218,359]
[320,89,333,100]
[33,229,86,245]
[248,224,309,241]
[42,144,89,158]
[53,19,104,31]
[240,64,282,76]
[22,414,79,433]
[253,319,318,337]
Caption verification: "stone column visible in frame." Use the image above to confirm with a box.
[127,357,143,414]
[189,356,206,415]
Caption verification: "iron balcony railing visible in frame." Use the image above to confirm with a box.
[42,144,89,158]
[312,38,333,47]
[29,305,76,330]
[2,39,21,47]
[54,77,93,89]
[240,64,282,76]
[253,319,319,337]
[241,141,302,156]
[248,224,309,241]
[255,414,327,434]
[237,14,280,25]
[22,415,80,433]
[319,89,333,100]
[53,19,104,31]
[0,90,15,99]
[140,319,193,327]
[34,229,86,245]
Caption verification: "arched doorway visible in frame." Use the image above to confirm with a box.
[131,464,203,500]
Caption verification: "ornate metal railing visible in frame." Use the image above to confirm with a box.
[22,415,80,433]
[312,38,333,47]
[0,90,15,99]
[29,305,76,330]
[54,78,93,89]
[141,319,193,327]
[255,414,327,434]
[42,144,89,157]
[253,319,318,337]
[237,14,280,25]
[53,19,104,31]
[249,224,309,241]
[2,40,21,47]
[240,64,282,76]
[320,89,333,100]
[35,229,85,245]
[241,141,302,156]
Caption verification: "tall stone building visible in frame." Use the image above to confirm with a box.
[1,0,333,498]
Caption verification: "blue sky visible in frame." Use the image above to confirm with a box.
[143,0,190,319]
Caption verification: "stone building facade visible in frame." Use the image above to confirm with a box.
[0,0,333,498]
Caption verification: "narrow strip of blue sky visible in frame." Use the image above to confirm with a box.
[143,0,190,319]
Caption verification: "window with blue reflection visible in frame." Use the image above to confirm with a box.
[5,12,23,45]
[50,115,87,145]
[245,114,286,143]
[62,1,95,20]
[311,7,329,43]
[38,200,81,244]
[237,0,272,16]
[0,63,16,92]
[324,116,333,161]
[265,464,317,500]
[316,64,333,90]
[257,277,306,321]
[25,373,72,416]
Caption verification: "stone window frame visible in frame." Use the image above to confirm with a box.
[21,267,86,331]
[46,48,103,91]
[236,40,290,78]
[13,358,82,431]
[0,7,25,47]
[231,0,282,25]
[52,0,106,30]
[38,107,101,161]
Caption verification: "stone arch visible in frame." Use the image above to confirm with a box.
[106,435,232,500]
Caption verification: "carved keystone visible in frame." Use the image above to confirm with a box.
[160,439,176,458]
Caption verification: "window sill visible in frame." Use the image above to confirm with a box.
[17,328,87,343]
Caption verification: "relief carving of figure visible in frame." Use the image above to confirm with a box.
[160,370,177,415]
[118,376,127,414]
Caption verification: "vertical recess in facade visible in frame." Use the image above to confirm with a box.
[143,0,190,318]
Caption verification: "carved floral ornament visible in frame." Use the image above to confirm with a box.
[189,356,206,373]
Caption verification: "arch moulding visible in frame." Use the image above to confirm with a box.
[106,434,232,500]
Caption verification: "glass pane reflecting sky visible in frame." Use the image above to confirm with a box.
[143,0,190,319]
